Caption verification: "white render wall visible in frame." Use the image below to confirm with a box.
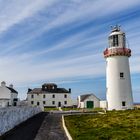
[106,56,133,110]
[27,93,72,107]
[0,106,41,135]
[84,95,100,108]
[0,86,11,99]
[0,99,10,107]
[0,84,18,107]
[100,100,107,109]
[78,95,100,108]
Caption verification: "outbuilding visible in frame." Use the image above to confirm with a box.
[0,81,18,107]
[78,94,100,108]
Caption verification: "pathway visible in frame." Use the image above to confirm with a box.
[35,113,68,140]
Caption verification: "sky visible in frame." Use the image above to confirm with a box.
[0,0,140,102]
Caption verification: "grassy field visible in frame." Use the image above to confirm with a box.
[65,110,140,140]
[61,107,81,111]
[44,107,59,111]
[61,107,103,112]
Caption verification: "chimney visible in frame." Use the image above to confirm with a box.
[69,88,71,93]
[1,81,6,87]
[9,84,13,88]
[28,88,32,92]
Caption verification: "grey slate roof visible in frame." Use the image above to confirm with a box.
[6,87,18,94]
[27,88,70,94]
[80,94,100,102]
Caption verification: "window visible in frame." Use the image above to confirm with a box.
[13,98,18,101]
[43,101,46,105]
[113,35,119,46]
[31,101,34,105]
[64,101,67,105]
[52,101,55,105]
[120,72,124,78]
[37,102,40,106]
[52,94,55,98]
[122,101,126,106]
[64,94,67,98]
[43,94,45,98]
[31,94,34,98]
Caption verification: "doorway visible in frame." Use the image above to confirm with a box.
[86,101,94,108]
[13,102,17,106]
[58,102,61,107]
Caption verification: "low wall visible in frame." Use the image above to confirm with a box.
[0,106,41,135]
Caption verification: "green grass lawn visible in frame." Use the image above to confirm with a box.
[62,107,103,112]
[65,110,140,140]
[62,107,81,111]
[44,107,59,111]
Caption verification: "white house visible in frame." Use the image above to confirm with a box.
[27,83,72,108]
[78,94,100,108]
[0,81,18,107]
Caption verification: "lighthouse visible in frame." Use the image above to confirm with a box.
[103,26,133,110]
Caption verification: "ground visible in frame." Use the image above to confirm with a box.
[0,112,47,140]
[0,112,67,140]
[65,110,140,140]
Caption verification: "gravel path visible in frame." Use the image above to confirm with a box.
[35,113,68,140]
[1,112,47,140]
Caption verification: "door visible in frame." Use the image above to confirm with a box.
[13,102,17,106]
[86,101,94,108]
[58,102,61,107]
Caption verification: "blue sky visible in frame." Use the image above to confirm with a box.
[0,0,140,102]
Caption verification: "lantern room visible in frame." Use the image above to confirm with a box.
[108,25,126,48]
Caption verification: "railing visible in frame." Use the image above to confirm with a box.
[103,48,131,58]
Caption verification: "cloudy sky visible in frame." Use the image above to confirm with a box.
[0,0,140,101]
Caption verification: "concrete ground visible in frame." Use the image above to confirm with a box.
[0,112,68,140]
[35,113,68,140]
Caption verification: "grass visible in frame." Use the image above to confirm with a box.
[44,107,59,111]
[61,107,81,111]
[61,107,103,112]
[64,110,140,140]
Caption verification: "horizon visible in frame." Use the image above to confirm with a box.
[0,0,139,102]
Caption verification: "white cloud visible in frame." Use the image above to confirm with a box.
[0,0,139,100]
[0,0,57,33]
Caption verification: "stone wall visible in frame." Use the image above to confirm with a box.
[0,106,41,135]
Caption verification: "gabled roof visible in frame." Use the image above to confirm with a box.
[6,87,18,94]
[27,83,70,94]
[80,94,100,102]
[27,88,70,94]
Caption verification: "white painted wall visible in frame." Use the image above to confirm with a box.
[11,93,18,106]
[27,93,72,107]
[106,56,133,110]
[0,86,11,99]
[0,99,10,107]
[100,100,107,109]
[0,107,41,135]
[78,95,100,108]
[0,82,18,107]
[84,95,100,108]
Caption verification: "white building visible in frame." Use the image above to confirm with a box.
[27,83,72,108]
[0,81,18,107]
[78,94,100,108]
[103,26,133,110]
[100,100,107,109]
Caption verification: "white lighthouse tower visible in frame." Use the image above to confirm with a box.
[103,26,133,110]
